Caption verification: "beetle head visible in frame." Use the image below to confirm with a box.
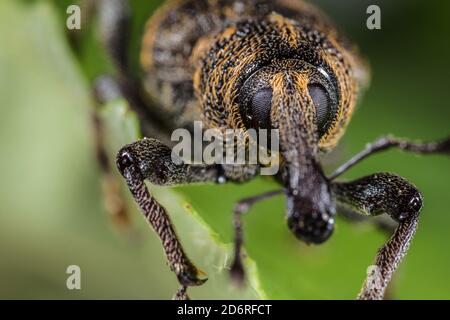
[197,15,367,244]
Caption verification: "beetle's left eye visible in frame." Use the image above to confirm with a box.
[249,88,273,129]
[308,83,332,136]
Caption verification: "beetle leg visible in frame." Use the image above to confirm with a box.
[331,172,423,300]
[97,0,131,76]
[95,0,177,142]
[330,135,450,180]
[230,190,285,285]
[357,212,419,300]
[337,205,396,235]
[91,76,133,232]
[116,138,226,299]
[173,285,190,300]
[92,110,131,230]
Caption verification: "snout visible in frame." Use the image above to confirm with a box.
[268,70,337,244]
[287,195,335,244]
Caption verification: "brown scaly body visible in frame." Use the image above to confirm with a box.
[90,0,450,300]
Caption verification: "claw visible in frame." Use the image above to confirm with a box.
[229,258,245,287]
[177,264,208,286]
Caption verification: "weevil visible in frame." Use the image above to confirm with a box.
[89,0,450,300]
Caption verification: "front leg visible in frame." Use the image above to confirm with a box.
[97,0,130,76]
[331,173,423,300]
[116,138,221,297]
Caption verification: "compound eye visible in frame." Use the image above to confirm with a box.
[308,83,332,136]
[249,88,273,129]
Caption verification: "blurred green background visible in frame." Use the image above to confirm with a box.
[0,0,449,299]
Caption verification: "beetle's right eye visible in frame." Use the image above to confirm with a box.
[249,88,273,129]
[308,83,332,136]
